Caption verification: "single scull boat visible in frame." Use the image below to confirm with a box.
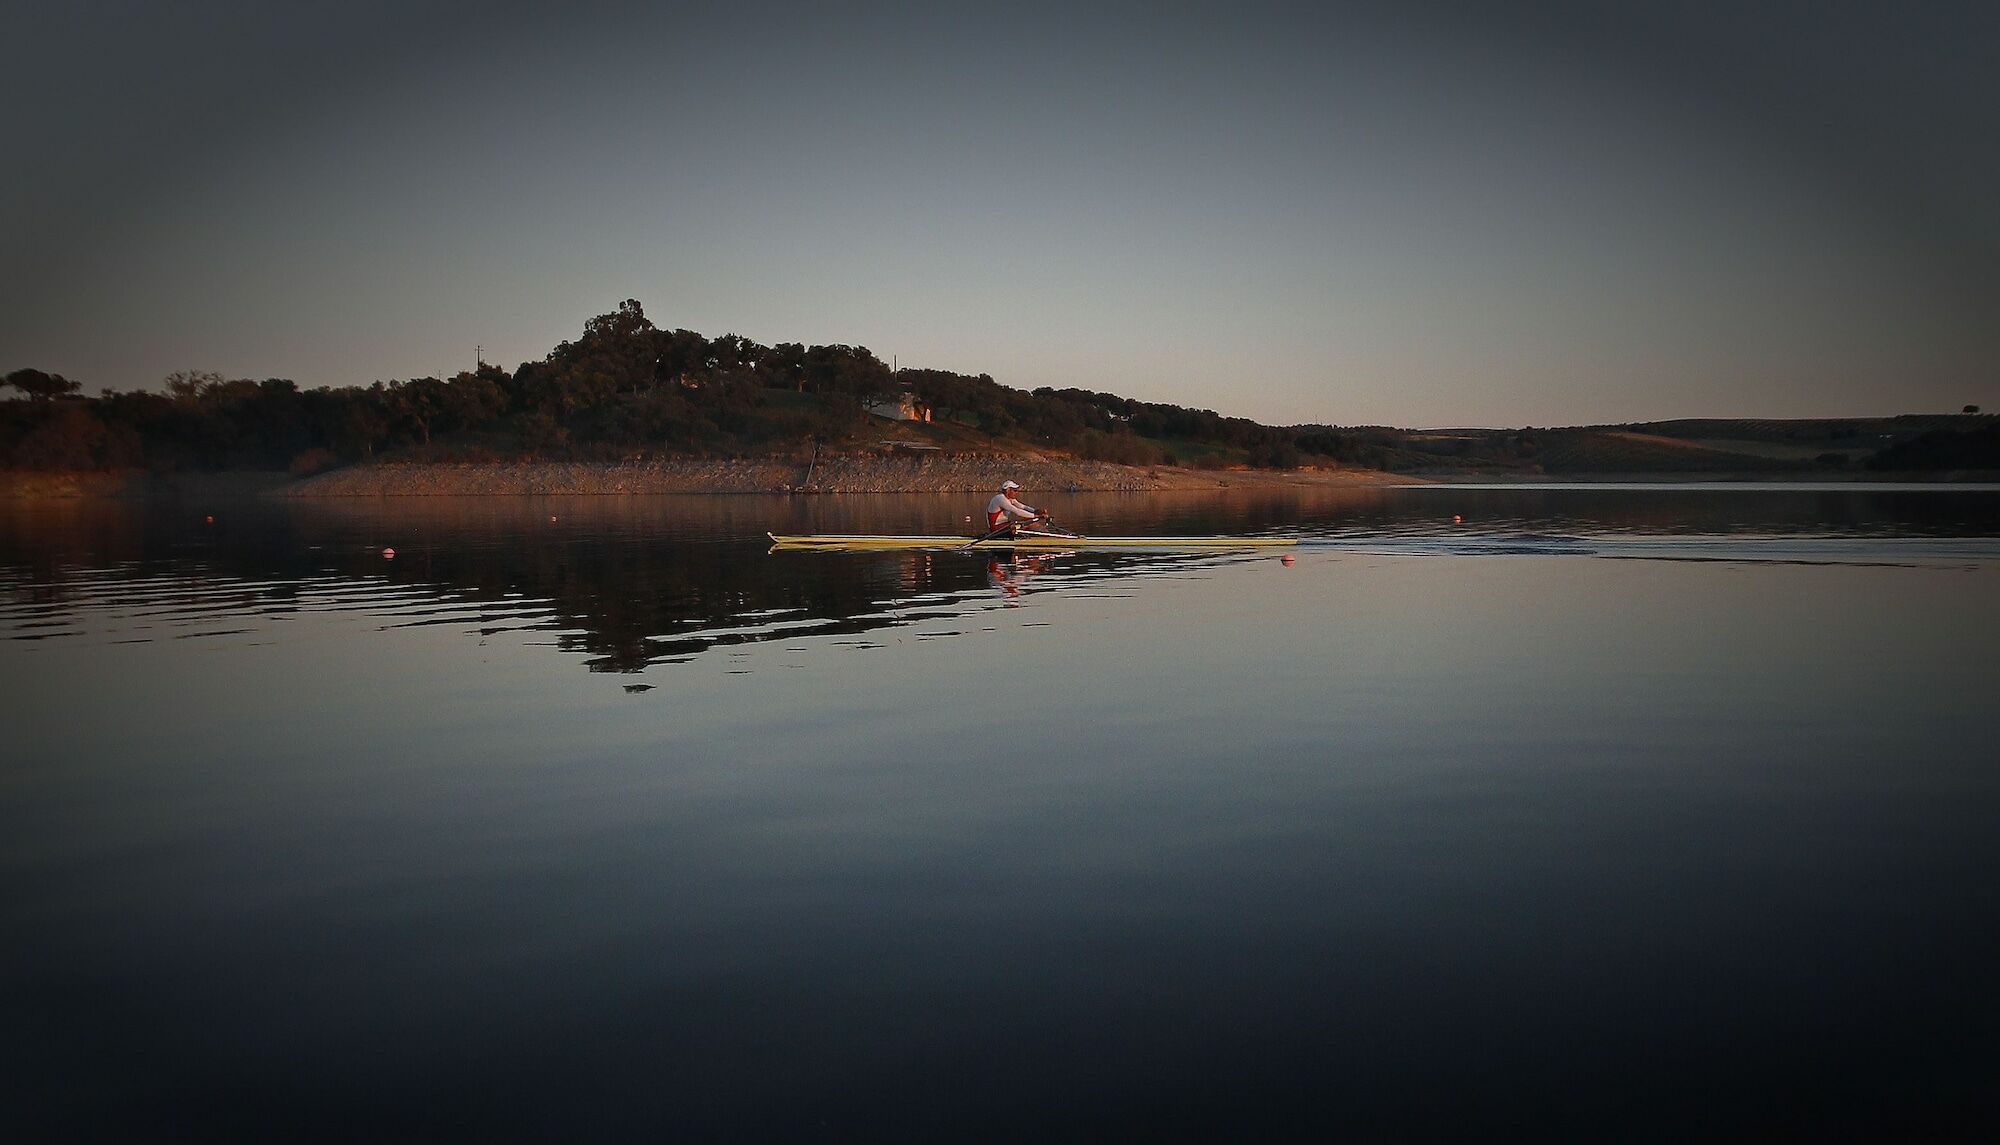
[767,531,1298,551]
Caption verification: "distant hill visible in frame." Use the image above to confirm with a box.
[3,302,1992,478]
[1862,423,2000,472]
[1287,415,1995,476]
[1532,430,1804,474]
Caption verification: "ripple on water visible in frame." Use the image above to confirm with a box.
[3,522,1993,673]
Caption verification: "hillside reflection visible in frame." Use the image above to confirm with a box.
[0,495,1262,672]
[4,486,1995,673]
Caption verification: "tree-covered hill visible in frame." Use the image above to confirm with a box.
[0,301,1354,475]
[4,301,1992,476]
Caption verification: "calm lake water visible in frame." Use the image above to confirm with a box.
[4,485,1998,1140]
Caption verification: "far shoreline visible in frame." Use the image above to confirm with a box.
[0,457,1418,500]
[4,459,1997,500]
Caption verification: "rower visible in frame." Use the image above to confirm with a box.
[985,479,1044,536]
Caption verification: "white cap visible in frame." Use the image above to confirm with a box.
[1001,480,1020,489]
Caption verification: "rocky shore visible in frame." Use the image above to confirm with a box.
[281,456,1414,496]
[21,458,1984,499]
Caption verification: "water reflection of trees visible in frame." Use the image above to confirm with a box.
[6,489,1996,672]
[1,496,1246,672]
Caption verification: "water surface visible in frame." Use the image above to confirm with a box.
[4,486,1997,1140]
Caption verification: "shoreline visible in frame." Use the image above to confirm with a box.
[6,459,1996,499]
[282,457,1417,496]
[0,458,1409,499]
[0,470,293,500]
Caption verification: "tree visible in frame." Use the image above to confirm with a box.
[4,368,81,400]
[763,342,807,391]
[446,370,507,426]
[705,333,756,370]
[802,344,893,398]
[545,300,662,413]
[164,370,224,404]
[655,328,711,384]
[381,372,507,447]
[328,388,391,459]
[12,404,108,468]
[386,378,451,446]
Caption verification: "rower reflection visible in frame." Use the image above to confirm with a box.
[986,554,1056,604]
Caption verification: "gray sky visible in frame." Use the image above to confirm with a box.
[4,0,1995,427]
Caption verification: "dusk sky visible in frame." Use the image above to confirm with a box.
[5,1,1994,427]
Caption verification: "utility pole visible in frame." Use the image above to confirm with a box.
[475,345,484,370]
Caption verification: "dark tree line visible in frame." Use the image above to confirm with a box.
[4,299,1397,473]
[10,302,1991,475]
[1865,424,2000,471]
[1,302,905,472]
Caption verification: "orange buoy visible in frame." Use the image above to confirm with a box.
[382,547,396,559]
[1280,554,1295,566]
[1452,514,1462,524]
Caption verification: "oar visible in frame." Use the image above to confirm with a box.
[959,521,1016,549]
[1024,514,1080,539]
[959,513,1075,549]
